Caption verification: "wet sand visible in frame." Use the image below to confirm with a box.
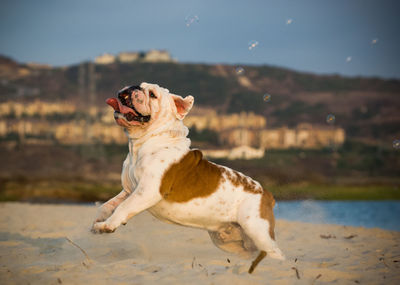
[0,202,399,284]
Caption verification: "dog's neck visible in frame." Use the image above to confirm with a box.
[126,120,190,159]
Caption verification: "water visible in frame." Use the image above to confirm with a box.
[275,200,400,231]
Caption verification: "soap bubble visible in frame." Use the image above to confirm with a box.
[235,66,245,75]
[286,19,293,25]
[185,14,199,27]
[248,40,259,50]
[326,114,335,124]
[371,38,378,45]
[393,140,400,149]
[263,93,271,102]
[346,56,352,63]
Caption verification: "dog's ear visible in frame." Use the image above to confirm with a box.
[171,94,194,120]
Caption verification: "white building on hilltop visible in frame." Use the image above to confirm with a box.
[95,50,175,65]
[117,52,140,63]
[94,53,116,65]
[143,50,174,62]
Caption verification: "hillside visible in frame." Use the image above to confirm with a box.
[0,55,400,201]
[1,55,399,145]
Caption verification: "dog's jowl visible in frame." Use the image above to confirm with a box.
[92,82,284,273]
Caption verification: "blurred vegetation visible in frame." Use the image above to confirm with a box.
[188,127,220,147]
[0,140,399,202]
[0,178,121,203]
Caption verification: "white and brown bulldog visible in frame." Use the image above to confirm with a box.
[92,82,284,273]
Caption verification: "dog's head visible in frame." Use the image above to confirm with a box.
[106,82,194,132]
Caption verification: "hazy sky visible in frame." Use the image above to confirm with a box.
[1,0,399,79]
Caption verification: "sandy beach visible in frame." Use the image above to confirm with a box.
[0,202,399,284]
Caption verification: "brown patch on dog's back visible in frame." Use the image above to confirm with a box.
[220,167,263,194]
[260,190,276,240]
[160,150,222,202]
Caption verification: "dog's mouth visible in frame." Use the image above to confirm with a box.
[106,85,151,124]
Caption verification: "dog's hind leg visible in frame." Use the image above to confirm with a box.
[238,192,284,273]
[208,223,257,258]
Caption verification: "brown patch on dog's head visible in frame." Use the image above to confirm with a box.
[160,150,222,203]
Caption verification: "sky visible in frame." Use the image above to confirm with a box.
[1,0,399,79]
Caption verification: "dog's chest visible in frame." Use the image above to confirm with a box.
[121,145,188,193]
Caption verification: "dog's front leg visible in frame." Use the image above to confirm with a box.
[93,189,130,224]
[92,185,162,233]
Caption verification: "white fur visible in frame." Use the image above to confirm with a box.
[92,83,284,260]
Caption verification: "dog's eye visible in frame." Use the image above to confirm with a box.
[149,91,157,99]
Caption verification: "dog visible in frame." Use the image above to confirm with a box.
[91,82,284,273]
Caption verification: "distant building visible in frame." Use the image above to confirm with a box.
[219,128,260,147]
[0,100,76,118]
[184,107,345,149]
[143,50,173,62]
[184,108,266,132]
[95,50,175,64]
[0,101,346,151]
[95,53,116,65]
[26,62,52,69]
[117,52,140,63]
[203,145,265,160]
[259,124,345,149]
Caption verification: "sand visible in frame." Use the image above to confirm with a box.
[0,202,399,285]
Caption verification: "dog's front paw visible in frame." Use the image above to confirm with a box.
[91,222,116,234]
[93,206,113,223]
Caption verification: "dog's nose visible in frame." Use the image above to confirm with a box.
[132,90,145,104]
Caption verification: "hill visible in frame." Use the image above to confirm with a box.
[0,55,399,201]
[1,55,399,145]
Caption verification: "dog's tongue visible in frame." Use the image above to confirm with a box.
[106,98,136,115]
[106,98,119,111]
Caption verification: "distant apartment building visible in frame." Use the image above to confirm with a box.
[259,124,345,149]
[54,121,126,144]
[95,50,175,65]
[184,108,266,132]
[94,53,116,65]
[0,119,52,139]
[142,50,173,62]
[184,107,345,149]
[203,145,265,160]
[0,101,345,150]
[117,52,140,63]
[0,100,76,117]
[26,62,52,69]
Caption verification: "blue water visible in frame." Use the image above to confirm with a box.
[274,201,400,231]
